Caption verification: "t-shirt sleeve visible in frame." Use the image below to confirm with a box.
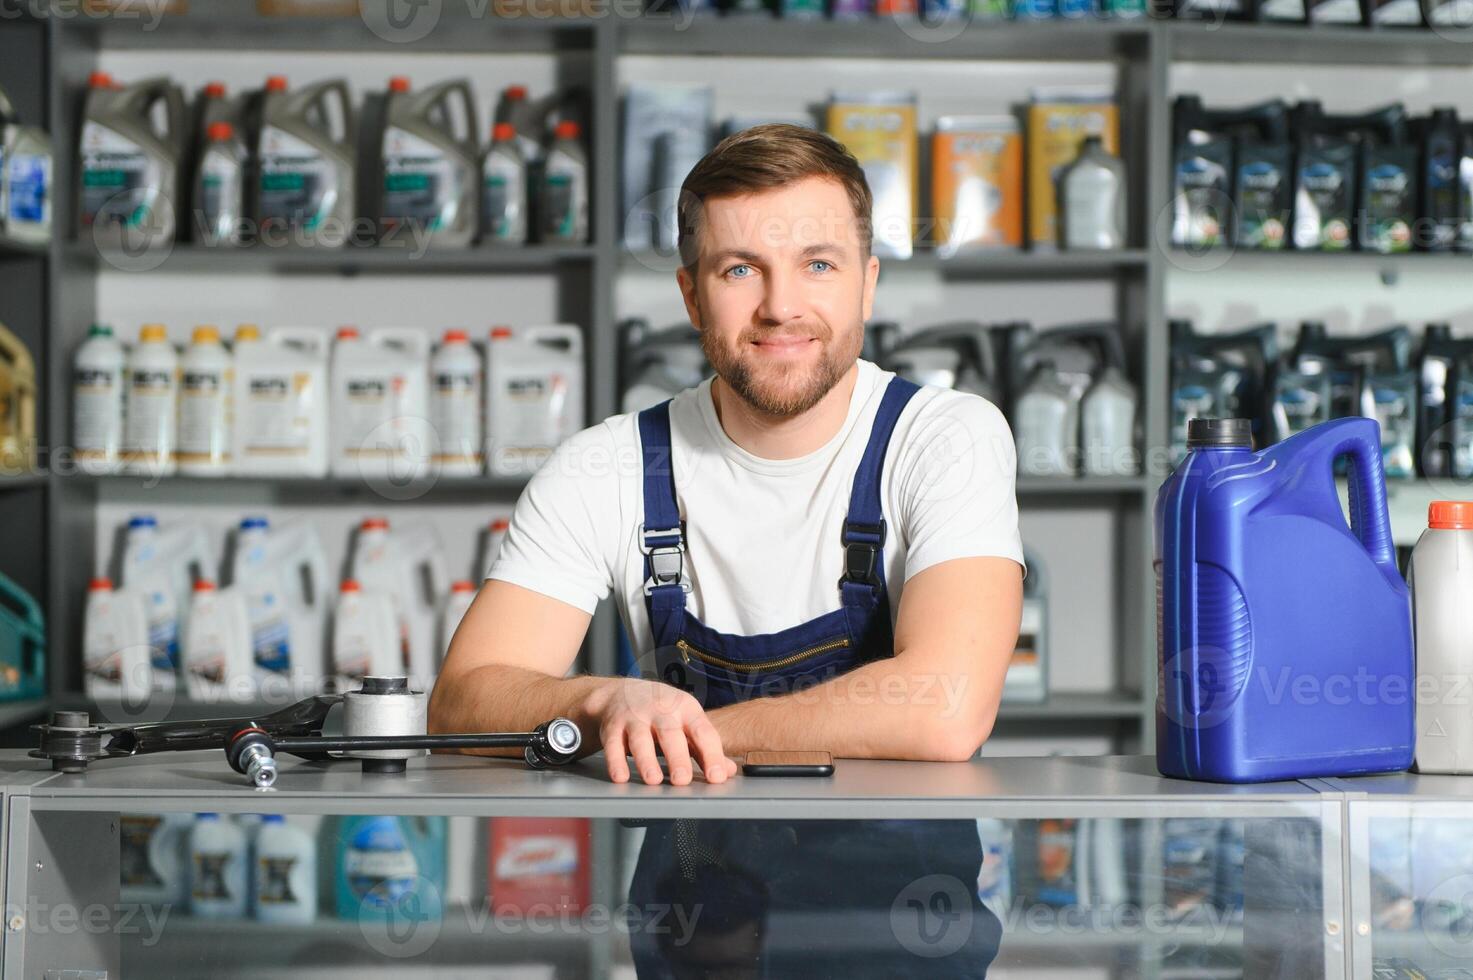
[485,423,618,614]
[894,392,1026,583]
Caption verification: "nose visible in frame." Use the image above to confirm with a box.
[755,265,806,326]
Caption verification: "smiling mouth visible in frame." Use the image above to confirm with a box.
[751,336,816,352]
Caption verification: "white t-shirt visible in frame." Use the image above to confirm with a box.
[488,358,1025,659]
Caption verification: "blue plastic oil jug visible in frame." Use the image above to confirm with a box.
[1155,416,1413,783]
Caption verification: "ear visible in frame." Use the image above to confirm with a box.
[860,253,879,323]
[676,264,702,331]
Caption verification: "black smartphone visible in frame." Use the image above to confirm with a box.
[742,750,834,777]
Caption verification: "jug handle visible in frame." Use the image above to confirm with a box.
[1293,417,1397,569]
[443,82,477,147]
[315,81,355,147]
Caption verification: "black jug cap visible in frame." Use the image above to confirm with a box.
[1187,418,1253,449]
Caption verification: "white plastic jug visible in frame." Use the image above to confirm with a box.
[182,580,255,704]
[330,326,431,480]
[252,815,317,925]
[331,579,401,689]
[119,515,214,692]
[440,580,477,660]
[232,325,329,477]
[429,328,483,476]
[485,324,584,478]
[123,323,179,478]
[231,516,330,700]
[349,517,448,692]
[72,323,127,474]
[1410,501,1473,774]
[83,576,151,700]
[189,812,247,919]
[120,812,190,907]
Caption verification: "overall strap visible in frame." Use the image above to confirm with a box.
[637,401,689,643]
[839,376,921,597]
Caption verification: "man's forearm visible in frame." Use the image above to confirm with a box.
[427,664,614,757]
[708,656,996,762]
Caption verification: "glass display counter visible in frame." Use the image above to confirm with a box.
[0,751,1463,978]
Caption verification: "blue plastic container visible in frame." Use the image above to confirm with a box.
[1155,416,1413,783]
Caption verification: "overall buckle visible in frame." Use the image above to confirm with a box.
[839,519,886,589]
[640,524,691,596]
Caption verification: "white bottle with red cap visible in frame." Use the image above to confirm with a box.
[430,328,483,476]
[348,517,448,692]
[182,580,255,703]
[1410,500,1473,774]
[440,580,478,661]
[484,324,585,478]
[82,577,151,699]
[331,579,401,690]
[330,326,432,481]
[482,516,510,579]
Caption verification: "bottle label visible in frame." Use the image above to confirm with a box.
[258,125,335,234]
[79,122,159,229]
[192,850,236,902]
[381,126,467,235]
[258,855,300,905]
[7,151,49,225]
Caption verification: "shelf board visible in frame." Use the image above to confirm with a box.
[75,472,531,499]
[69,242,597,276]
[620,15,1149,60]
[1016,475,1149,495]
[66,0,601,53]
[1165,19,1473,67]
[997,692,1148,720]
[0,471,47,491]
[1167,246,1473,278]
[0,231,47,258]
[0,697,53,732]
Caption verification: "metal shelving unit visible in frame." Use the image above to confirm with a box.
[9,6,1472,744]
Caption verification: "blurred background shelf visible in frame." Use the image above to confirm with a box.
[68,242,600,276]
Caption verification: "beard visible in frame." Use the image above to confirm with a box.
[700,320,861,418]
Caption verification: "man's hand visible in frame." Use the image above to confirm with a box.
[583,677,740,787]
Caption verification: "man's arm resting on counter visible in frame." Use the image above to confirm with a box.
[428,579,738,785]
[426,579,601,756]
[708,556,1023,762]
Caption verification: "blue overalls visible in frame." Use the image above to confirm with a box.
[625,376,1003,978]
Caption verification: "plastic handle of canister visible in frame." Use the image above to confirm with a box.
[1298,416,1396,569]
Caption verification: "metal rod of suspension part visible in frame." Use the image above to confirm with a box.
[271,733,545,753]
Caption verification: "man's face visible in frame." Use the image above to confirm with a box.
[677,175,880,418]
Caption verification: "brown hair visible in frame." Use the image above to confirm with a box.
[676,123,873,270]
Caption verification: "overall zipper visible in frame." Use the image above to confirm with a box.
[675,636,850,674]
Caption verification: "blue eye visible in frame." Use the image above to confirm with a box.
[810,260,832,273]
[726,264,752,279]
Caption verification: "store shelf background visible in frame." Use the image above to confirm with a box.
[3,8,1471,755]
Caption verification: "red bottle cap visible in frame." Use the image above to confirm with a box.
[492,122,516,142]
[451,580,476,593]
[443,328,469,343]
[490,326,513,340]
[1429,501,1473,530]
[554,120,580,140]
[193,580,216,592]
[88,577,113,591]
[340,580,361,593]
[203,81,227,99]
[491,518,510,531]
[206,121,234,142]
[388,76,411,93]
[503,85,527,101]
[88,71,114,89]
[265,75,289,93]
[336,326,360,340]
[361,517,389,531]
